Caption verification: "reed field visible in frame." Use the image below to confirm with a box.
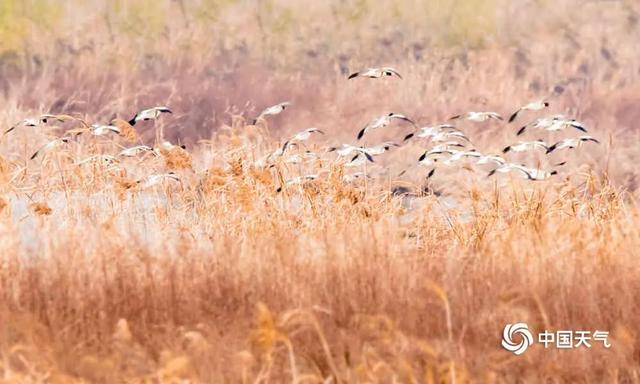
[0,0,640,382]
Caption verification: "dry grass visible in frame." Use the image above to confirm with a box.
[0,0,639,383]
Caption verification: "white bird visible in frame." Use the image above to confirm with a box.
[445,150,483,164]
[282,127,324,152]
[418,149,458,166]
[5,114,83,134]
[30,137,71,160]
[487,163,532,179]
[138,172,181,189]
[428,142,466,153]
[348,67,402,80]
[128,106,172,126]
[327,144,374,162]
[508,100,550,123]
[398,149,452,177]
[517,115,587,136]
[40,114,86,125]
[488,163,560,180]
[360,141,399,156]
[476,154,507,166]
[449,112,503,122]
[5,118,42,134]
[90,124,121,136]
[502,140,550,154]
[255,143,301,167]
[516,115,561,136]
[76,155,119,166]
[283,151,318,164]
[546,136,600,153]
[547,118,588,134]
[276,174,319,192]
[521,167,558,181]
[327,144,359,157]
[431,130,470,143]
[253,102,291,124]
[403,124,461,142]
[118,145,156,157]
[357,113,415,140]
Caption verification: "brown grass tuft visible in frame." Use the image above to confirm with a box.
[160,146,193,170]
[111,118,139,143]
[30,202,52,216]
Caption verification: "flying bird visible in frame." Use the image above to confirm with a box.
[90,124,121,136]
[138,172,181,189]
[128,107,172,126]
[118,145,157,157]
[517,115,587,136]
[449,112,503,122]
[360,141,399,156]
[403,124,461,142]
[5,118,41,134]
[430,130,470,143]
[276,174,319,192]
[253,102,291,125]
[398,149,452,177]
[546,136,600,153]
[282,127,324,152]
[502,140,550,153]
[476,154,507,166]
[508,100,550,123]
[522,167,558,181]
[444,150,483,165]
[357,113,415,140]
[488,163,559,181]
[5,114,86,134]
[283,151,318,164]
[348,67,403,80]
[428,142,466,153]
[75,155,119,166]
[487,163,533,179]
[418,149,458,166]
[30,137,71,160]
[327,144,375,162]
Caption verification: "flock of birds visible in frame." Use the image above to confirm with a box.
[3,66,600,194]
[261,67,600,188]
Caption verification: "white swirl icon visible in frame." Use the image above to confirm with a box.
[502,323,533,355]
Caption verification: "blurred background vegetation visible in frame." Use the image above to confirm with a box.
[0,0,634,72]
[0,0,637,72]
